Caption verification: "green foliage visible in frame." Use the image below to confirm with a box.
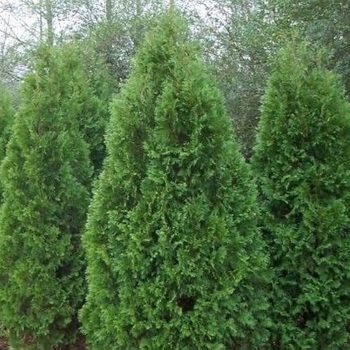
[81,9,270,349]
[72,42,113,175]
[0,45,92,349]
[0,85,14,168]
[51,43,112,175]
[0,85,15,211]
[252,41,350,348]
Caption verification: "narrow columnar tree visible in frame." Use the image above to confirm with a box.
[81,10,269,348]
[252,41,350,348]
[0,45,92,349]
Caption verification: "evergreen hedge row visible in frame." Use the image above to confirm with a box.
[0,9,350,350]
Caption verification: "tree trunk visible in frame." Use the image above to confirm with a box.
[45,0,54,45]
[106,0,113,21]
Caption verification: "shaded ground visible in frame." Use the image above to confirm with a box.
[0,337,7,350]
[0,336,86,350]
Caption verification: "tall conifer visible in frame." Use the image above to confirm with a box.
[252,42,350,347]
[81,10,269,348]
[0,45,92,348]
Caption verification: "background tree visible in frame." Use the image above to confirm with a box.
[252,41,350,348]
[181,0,350,158]
[0,44,92,349]
[0,0,88,105]
[192,0,276,157]
[267,0,350,98]
[170,0,282,158]
[81,9,269,348]
[0,0,87,45]
[2,0,349,159]
[80,0,165,89]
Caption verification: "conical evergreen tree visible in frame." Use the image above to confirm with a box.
[81,10,269,348]
[252,41,350,348]
[0,45,92,348]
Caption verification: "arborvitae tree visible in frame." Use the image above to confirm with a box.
[0,45,92,349]
[81,9,270,349]
[252,41,350,348]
